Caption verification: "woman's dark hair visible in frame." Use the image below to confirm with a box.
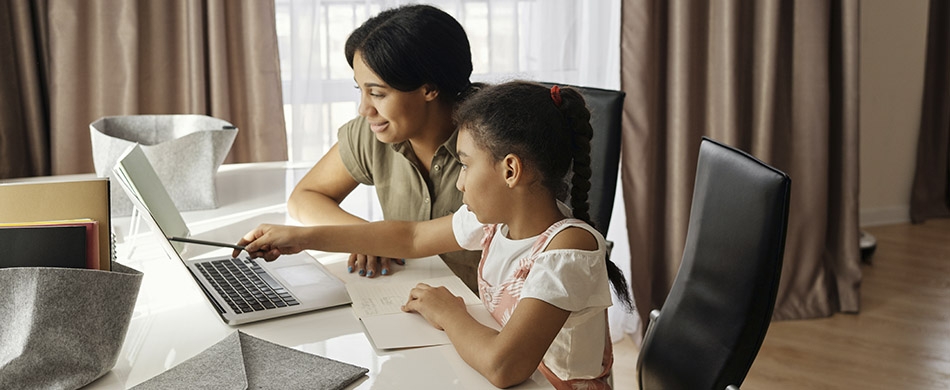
[345,4,475,103]
[455,81,633,311]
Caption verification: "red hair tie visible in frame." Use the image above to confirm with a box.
[550,85,562,107]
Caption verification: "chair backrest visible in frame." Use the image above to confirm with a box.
[636,137,791,390]
[540,82,625,236]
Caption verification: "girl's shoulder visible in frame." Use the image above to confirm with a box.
[540,219,602,253]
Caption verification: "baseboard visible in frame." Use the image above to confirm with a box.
[860,206,910,227]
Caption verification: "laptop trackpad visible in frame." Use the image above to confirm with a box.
[273,264,333,287]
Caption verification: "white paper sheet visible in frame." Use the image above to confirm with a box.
[346,276,481,318]
[361,305,502,350]
[346,276,495,350]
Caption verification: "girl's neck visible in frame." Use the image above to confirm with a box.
[504,197,564,240]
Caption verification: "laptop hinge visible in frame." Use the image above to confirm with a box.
[191,273,226,314]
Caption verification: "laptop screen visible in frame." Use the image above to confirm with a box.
[113,144,291,262]
[112,144,191,259]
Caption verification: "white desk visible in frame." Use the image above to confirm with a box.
[82,162,552,389]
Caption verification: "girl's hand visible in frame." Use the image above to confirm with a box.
[234,224,308,261]
[401,283,467,330]
[347,254,406,277]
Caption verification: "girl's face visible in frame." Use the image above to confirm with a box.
[455,128,508,224]
[352,51,435,144]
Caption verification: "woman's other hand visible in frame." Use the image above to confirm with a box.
[348,254,406,277]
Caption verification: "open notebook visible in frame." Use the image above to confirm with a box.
[346,274,501,349]
[112,144,350,325]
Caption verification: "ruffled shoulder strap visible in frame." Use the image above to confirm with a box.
[529,218,598,256]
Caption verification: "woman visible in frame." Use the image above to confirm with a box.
[286,4,481,289]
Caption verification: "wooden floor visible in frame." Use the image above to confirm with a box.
[611,218,950,389]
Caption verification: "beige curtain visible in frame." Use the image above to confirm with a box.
[0,0,286,178]
[910,0,950,223]
[620,0,861,324]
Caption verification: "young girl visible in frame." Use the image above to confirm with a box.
[286,4,482,286]
[236,81,632,389]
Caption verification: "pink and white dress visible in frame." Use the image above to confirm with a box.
[452,206,614,389]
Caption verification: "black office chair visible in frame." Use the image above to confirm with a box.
[540,82,625,236]
[636,137,791,390]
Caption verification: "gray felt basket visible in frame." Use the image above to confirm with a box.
[90,115,238,216]
[0,263,143,390]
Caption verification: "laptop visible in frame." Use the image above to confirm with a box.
[112,144,351,325]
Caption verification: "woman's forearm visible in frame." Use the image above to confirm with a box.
[287,189,367,226]
[286,143,366,226]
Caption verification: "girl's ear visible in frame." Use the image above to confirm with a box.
[502,154,522,188]
[423,84,440,102]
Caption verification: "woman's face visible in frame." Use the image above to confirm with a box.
[455,128,508,224]
[353,51,435,144]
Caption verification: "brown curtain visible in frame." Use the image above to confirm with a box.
[910,0,950,223]
[0,1,51,179]
[0,0,286,179]
[620,0,861,324]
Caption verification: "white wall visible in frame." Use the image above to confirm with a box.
[859,0,930,227]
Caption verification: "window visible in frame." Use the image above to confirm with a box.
[274,0,638,341]
[274,0,620,162]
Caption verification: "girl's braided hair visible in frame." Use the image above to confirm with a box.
[455,81,633,310]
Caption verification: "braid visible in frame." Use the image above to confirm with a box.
[564,96,595,227]
[456,81,634,311]
[559,89,634,312]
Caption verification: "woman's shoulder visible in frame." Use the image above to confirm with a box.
[338,116,371,141]
[338,116,393,156]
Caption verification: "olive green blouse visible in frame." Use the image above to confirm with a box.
[337,116,480,290]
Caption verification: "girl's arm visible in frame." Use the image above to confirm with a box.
[234,214,462,261]
[403,287,570,388]
[401,227,598,387]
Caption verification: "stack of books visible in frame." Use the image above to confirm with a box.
[0,178,113,270]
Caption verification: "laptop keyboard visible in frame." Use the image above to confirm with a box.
[196,258,300,314]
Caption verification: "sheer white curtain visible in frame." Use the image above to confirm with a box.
[274,0,638,343]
